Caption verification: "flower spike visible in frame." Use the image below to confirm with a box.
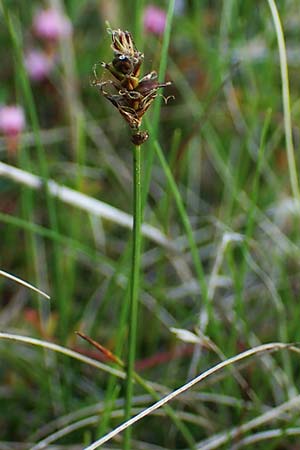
[93,28,171,144]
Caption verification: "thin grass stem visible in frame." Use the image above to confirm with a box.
[233,110,272,324]
[132,0,145,47]
[153,140,210,325]
[266,0,300,201]
[143,0,175,208]
[124,144,142,450]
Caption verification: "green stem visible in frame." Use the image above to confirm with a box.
[98,337,196,447]
[132,0,145,48]
[133,373,196,449]
[266,0,300,201]
[154,140,210,324]
[124,145,142,450]
[143,0,175,209]
[233,111,272,324]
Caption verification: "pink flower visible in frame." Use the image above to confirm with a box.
[25,49,54,81]
[144,5,167,35]
[33,8,72,41]
[0,105,25,136]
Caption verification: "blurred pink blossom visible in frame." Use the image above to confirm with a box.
[25,49,54,81]
[0,105,25,136]
[144,5,167,35]
[33,8,72,41]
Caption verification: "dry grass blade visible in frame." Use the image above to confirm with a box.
[0,162,174,250]
[0,332,125,378]
[84,343,299,449]
[231,427,300,449]
[198,394,300,449]
[29,417,98,450]
[29,408,206,450]
[0,269,50,299]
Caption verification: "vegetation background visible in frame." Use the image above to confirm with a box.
[1,0,300,448]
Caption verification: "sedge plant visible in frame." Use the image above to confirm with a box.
[92,28,171,449]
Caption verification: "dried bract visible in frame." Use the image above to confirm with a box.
[93,28,171,144]
[131,130,149,145]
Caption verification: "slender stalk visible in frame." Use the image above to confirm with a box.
[97,249,132,437]
[266,0,300,201]
[124,144,142,450]
[233,110,272,322]
[143,0,176,208]
[153,140,210,323]
[132,0,145,48]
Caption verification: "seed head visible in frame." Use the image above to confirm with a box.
[93,28,171,144]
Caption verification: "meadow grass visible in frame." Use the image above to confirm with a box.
[1,1,300,449]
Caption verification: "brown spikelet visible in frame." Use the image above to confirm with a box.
[93,28,172,144]
[75,331,122,366]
